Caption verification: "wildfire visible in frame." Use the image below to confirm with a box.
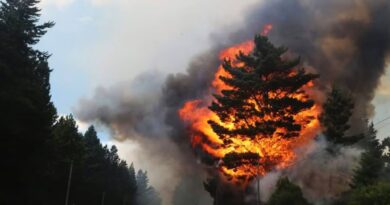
[179,25,321,185]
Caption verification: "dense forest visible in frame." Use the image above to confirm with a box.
[0,0,161,204]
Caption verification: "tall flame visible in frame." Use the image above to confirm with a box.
[179,25,321,185]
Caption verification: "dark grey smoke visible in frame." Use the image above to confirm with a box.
[232,0,390,132]
[75,0,390,204]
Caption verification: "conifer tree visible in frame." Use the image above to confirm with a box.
[50,115,85,204]
[136,170,162,205]
[0,0,56,203]
[267,177,311,205]
[319,87,362,145]
[82,126,108,204]
[208,35,318,181]
[351,124,384,188]
[0,1,155,202]
[128,163,137,191]
[126,163,138,204]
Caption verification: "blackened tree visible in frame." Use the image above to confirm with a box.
[0,0,56,204]
[208,35,318,182]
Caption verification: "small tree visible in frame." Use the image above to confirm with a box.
[267,177,311,205]
[319,87,362,145]
[351,124,385,188]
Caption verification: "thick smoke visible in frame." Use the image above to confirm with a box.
[257,136,362,204]
[75,71,215,204]
[232,0,390,132]
[75,0,390,204]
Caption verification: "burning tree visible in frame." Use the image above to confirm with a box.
[208,35,319,183]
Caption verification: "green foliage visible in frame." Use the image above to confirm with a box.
[52,115,85,163]
[48,115,85,204]
[0,0,56,203]
[208,35,318,181]
[351,124,385,188]
[267,177,311,205]
[346,182,390,205]
[319,87,362,145]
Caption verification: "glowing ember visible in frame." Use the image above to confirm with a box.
[179,25,320,185]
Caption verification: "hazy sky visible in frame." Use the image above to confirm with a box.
[37,0,390,156]
[38,0,258,110]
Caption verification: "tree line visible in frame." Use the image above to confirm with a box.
[0,0,161,205]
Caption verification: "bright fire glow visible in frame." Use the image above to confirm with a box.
[179,25,321,185]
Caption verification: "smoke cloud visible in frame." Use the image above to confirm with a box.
[75,0,390,204]
[75,72,210,204]
[234,0,390,131]
[256,136,362,204]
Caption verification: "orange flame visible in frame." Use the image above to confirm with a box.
[261,24,273,36]
[179,25,321,185]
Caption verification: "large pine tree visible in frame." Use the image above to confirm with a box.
[208,35,318,181]
[0,0,56,204]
